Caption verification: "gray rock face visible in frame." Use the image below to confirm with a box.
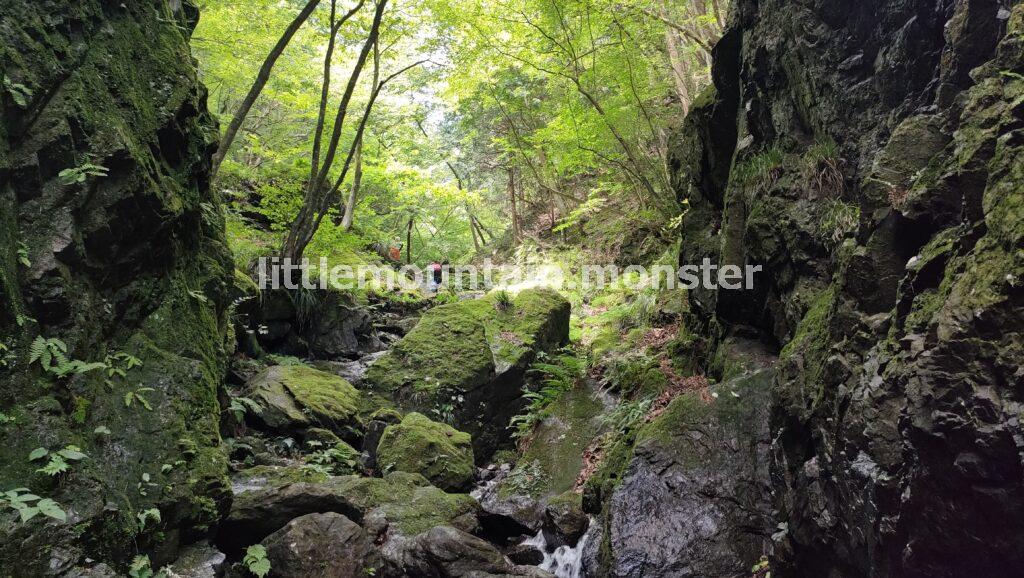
[587,371,773,577]
[671,0,1024,576]
[261,513,379,578]
[0,0,233,572]
[382,526,552,578]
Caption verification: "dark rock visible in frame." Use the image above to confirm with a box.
[585,371,773,577]
[383,526,552,578]
[261,513,379,578]
[668,0,1024,576]
[219,469,478,554]
[0,0,233,571]
[506,543,545,566]
[542,496,589,548]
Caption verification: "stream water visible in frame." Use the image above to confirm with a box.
[522,523,594,578]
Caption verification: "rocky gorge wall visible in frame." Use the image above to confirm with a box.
[0,1,233,574]
[673,0,1024,576]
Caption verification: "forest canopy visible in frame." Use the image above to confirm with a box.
[193,0,723,269]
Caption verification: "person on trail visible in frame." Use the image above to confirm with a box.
[388,244,402,264]
[430,261,443,291]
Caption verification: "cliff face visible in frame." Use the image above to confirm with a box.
[0,1,233,573]
[675,0,1023,576]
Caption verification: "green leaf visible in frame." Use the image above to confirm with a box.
[94,426,112,435]
[58,446,88,461]
[36,499,67,522]
[28,448,49,461]
[37,455,69,476]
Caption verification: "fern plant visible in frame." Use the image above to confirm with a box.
[227,396,263,422]
[29,445,87,477]
[29,336,106,379]
[243,545,272,578]
[58,163,108,185]
[124,388,155,411]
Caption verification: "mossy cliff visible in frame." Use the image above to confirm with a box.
[0,0,232,574]
[664,0,1024,576]
[364,288,570,460]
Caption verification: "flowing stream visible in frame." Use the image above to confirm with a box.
[521,522,594,578]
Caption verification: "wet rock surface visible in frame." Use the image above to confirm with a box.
[259,513,379,578]
[584,371,773,577]
[669,0,1024,575]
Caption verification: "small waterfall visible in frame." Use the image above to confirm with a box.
[521,522,593,578]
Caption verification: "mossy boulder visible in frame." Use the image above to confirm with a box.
[376,412,475,492]
[220,469,478,552]
[364,288,570,460]
[246,365,390,440]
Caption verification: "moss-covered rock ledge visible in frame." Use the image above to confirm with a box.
[364,288,570,460]
[0,0,234,574]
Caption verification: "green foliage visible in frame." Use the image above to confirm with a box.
[137,507,161,531]
[819,200,860,247]
[732,146,786,192]
[128,555,166,578]
[511,350,586,441]
[803,138,845,197]
[124,388,156,411]
[29,336,107,379]
[493,289,513,311]
[303,441,360,476]
[1,488,66,523]
[227,396,264,422]
[602,397,654,434]
[16,242,30,267]
[3,75,33,107]
[29,445,88,477]
[58,162,109,185]
[243,544,272,578]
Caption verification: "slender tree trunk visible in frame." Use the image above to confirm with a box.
[508,167,521,241]
[282,0,389,261]
[405,216,414,264]
[340,138,362,231]
[211,0,322,180]
[311,0,365,185]
[664,21,691,114]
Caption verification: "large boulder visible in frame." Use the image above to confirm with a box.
[583,371,773,577]
[239,288,383,359]
[365,288,570,460]
[260,513,380,578]
[219,468,478,553]
[382,526,552,578]
[0,0,233,572]
[376,412,475,492]
[246,365,391,440]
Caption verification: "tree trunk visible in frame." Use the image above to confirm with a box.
[210,0,322,180]
[663,10,692,114]
[340,138,362,231]
[405,216,414,264]
[281,0,389,261]
[508,167,521,242]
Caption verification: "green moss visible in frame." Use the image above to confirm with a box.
[364,288,569,398]
[324,472,478,536]
[280,366,360,424]
[377,412,475,492]
[504,382,605,499]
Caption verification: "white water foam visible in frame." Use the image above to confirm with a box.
[521,522,593,578]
